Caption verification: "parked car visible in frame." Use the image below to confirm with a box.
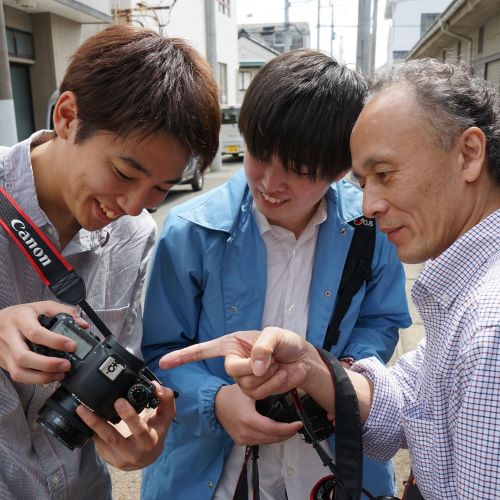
[220,104,245,158]
[179,155,204,192]
[46,90,204,193]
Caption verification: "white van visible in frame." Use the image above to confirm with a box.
[220,104,245,158]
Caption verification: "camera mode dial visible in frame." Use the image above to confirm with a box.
[127,383,149,406]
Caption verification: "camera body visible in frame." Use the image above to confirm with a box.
[31,313,161,450]
[256,393,334,444]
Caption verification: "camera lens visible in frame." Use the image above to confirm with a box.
[37,387,93,450]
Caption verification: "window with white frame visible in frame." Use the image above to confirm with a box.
[239,71,252,91]
[218,62,228,104]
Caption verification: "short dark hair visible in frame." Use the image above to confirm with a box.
[59,25,220,170]
[238,49,367,182]
[370,58,500,185]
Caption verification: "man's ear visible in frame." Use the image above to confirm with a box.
[52,91,78,140]
[459,127,487,183]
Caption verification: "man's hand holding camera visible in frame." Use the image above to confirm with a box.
[76,382,175,470]
[0,302,175,470]
[215,383,302,446]
[0,300,84,384]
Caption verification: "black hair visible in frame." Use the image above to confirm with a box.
[239,49,368,182]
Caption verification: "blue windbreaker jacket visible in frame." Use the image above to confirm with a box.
[141,170,411,499]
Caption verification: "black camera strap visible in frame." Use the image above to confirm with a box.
[401,472,424,500]
[0,185,112,338]
[323,216,376,351]
[308,350,405,500]
[315,348,364,499]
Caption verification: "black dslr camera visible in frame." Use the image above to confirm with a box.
[256,393,334,443]
[30,313,161,450]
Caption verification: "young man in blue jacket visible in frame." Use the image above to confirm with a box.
[141,50,411,500]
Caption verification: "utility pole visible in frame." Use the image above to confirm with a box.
[284,0,291,53]
[0,0,18,146]
[316,0,321,50]
[370,0,379,75]
[330,0,334,58]
[356,0,371,75]
[205,0,221,171]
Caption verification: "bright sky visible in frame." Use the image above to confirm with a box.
[236,0,391,68]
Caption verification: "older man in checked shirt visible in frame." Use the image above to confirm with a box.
[160,58,500,500]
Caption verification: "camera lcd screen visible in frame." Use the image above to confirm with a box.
[55,322,93,360]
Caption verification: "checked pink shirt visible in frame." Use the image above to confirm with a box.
[352,210,500,500]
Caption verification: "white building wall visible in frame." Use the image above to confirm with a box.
[142,0,238,105]
[216,7,238,105]
[161,0,206,53]
[239,37,276,64]
[83,1,112,16]
[386,0,453,66]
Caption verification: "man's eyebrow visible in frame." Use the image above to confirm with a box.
[359,156,381,170]
[119,156,182,184]
[351,154,386,179]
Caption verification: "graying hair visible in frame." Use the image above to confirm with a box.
[369,58,500,184]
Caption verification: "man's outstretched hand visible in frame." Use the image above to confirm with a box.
[159,327,333,408]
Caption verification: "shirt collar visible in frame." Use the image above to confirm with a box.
[253,197,327,243]
[64,228,110,255]
[5,131,52,229]
[414,209,500,307]
[6,131,109,255]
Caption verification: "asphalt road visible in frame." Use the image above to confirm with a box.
[109,156,424,499]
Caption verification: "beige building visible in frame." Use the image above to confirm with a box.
[1,0,239,146]
[1,0,112,143]
[407,0,500,88]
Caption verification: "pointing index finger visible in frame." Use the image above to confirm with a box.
[159,338,225,369]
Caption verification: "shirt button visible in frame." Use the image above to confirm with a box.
[208,481,214,488]
[441,293,450,303]
[324,290,332,297]
[230,305,238,313]
[288,304,295,312]
[292,249,296,257]
[339,228,347,236]
[52,473,61,485]
[287,467,294,476]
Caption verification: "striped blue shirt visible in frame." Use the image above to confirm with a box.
[0,132,156,500]
[353,210,500,499]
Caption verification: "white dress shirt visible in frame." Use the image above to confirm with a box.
[214,199,333,500]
